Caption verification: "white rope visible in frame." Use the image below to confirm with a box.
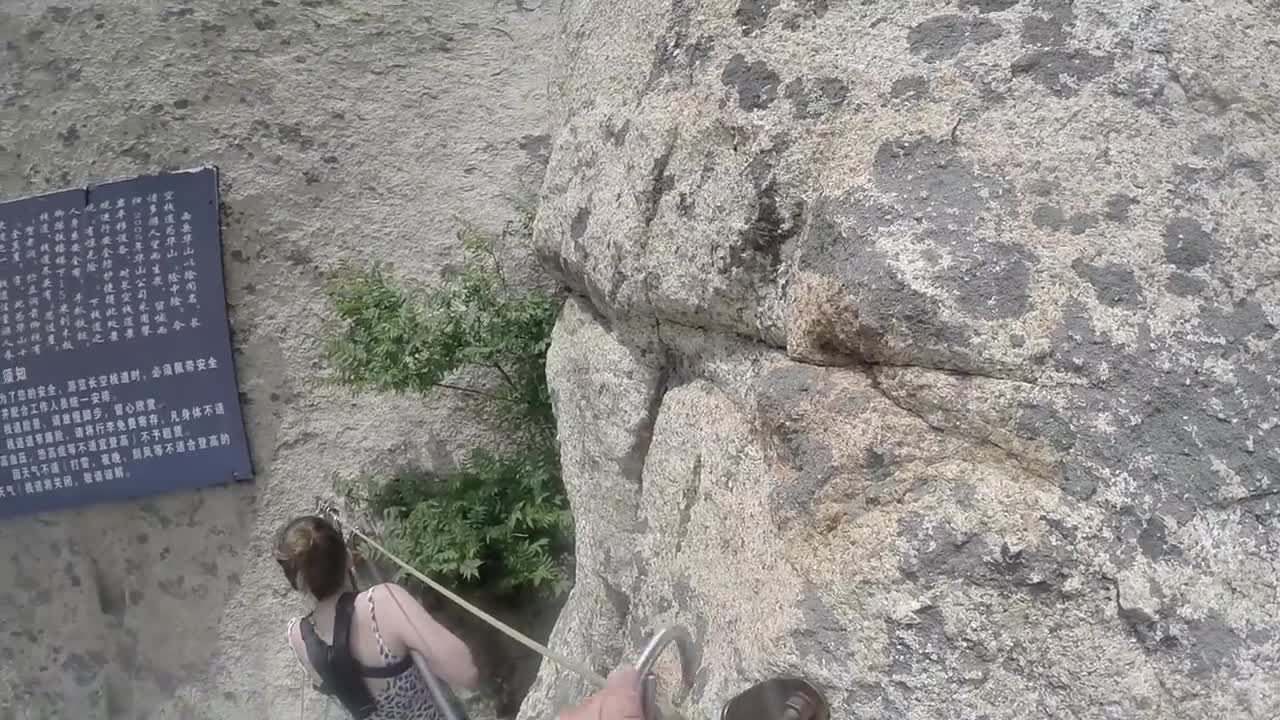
[353,529,608,691]
[302,502,685,719]
[352,531,686,720]
[298,660,308,719]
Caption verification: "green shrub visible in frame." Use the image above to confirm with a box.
[327,212,570,599]
[326,221,560,437]
[373,447,573,599]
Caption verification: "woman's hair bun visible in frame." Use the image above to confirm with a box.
[274,515,348,598]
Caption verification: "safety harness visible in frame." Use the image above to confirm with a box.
[299,592,415,719]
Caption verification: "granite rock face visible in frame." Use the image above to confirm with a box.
[522,1,1280,718]
[0,1,555,718]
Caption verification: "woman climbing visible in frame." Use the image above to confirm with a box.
[276,515,480,720]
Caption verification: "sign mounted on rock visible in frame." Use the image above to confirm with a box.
[0,167,252,518]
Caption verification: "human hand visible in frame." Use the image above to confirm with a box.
[559,668,644,720]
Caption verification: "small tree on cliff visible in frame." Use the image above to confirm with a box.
[326,208,571,600]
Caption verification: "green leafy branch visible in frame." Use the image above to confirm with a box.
[327,211,571,599]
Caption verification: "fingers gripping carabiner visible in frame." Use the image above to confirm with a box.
[634,626,696,720]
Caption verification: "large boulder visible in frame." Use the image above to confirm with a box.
[522,1,1279,718]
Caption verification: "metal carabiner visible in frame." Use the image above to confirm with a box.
[634,625,697,720]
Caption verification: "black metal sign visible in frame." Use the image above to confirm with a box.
[0,167,252,518]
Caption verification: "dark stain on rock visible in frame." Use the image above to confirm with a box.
[46,5,75,23]
[797,200,976,366]
[62,652,103,687]
[1032,204,1065,231]
[889,75,929,102]
[1047,302,1119,381]
[1072,259,1144,309]
[948,242,1037,320]
[649,0,716,90]
[1227,154,1269,184]
[1166,272,1207,297]
[1011,49,1115,98]
[158,575,187,599]
[1192,134,1224,159]
[640,145,675,227]
[958,0,1020,11]
[570,206,591,242]
[600,576,631,625]
[796,0,829,19]
[907,14,1004,64]
[731,180,804,275]
[863,447,887,472]
[721,54,782,111]
[1104,193,1138,223]
[58,125,80,147]
[731,138,803,274]
[872,136,1014,232]
[1179,73,1244,117]
[899,514,1072,594]
[1025,178,1060,196]
[885,605,955,680]
[674,455,702,555]
[1020,12,1071,49]
[783,76,849,119]
[746,135,790,187]
[1134,612,1245,679]
[1068,212,1098,235]
[65,561,81,588]
[1137,515,1169,561]
[275,123,315,150]
[790,583,847,666]
[1206,298,1277,345]
[518,133,551,166]
[1050,295,1280,518]
[759,369,845,522]
[1170,164,1211,205]
[251,9,277,31]
[604,120,630,148]
[677,191,695,217]
[1162,216,1217,270]
[1109,69,1171,111]
[1014,404,1076,451]
[736,0,780,36]
[90,556,126,619]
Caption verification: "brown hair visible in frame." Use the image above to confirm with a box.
[274,515,348,599]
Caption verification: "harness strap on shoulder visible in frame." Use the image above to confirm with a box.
[299,613,334,696]
[301,593,381,719]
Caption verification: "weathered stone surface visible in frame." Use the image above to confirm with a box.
[0,1,556,718]
[526,1,1280,719]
